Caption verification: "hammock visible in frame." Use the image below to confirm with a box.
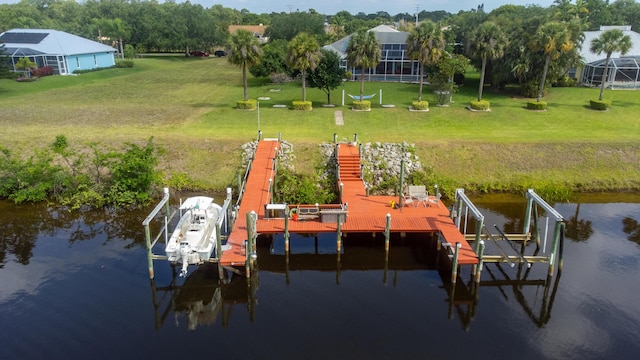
[347,93,376,101]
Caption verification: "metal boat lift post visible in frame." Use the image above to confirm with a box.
[142,188,171,279]
[452,189,485,282]
[143,187,234,280]
[523,189,565,276]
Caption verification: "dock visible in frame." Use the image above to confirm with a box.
[219,138,478,276]
[143,135,564,288]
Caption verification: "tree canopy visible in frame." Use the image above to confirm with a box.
[307,49,346,104]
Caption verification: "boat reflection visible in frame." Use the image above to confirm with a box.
[149,263,257,330]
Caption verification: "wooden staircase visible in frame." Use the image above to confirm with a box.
[337,149,361,182]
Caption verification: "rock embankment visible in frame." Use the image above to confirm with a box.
[320,142,422,193]
[242,141,422,194]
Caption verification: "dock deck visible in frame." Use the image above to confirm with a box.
[220,140,478,268]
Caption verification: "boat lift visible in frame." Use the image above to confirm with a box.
[451,188,566,283]
[142,187,234,279]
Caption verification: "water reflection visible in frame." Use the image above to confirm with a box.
[149,263,257,331]
[622,216,640,246]
[1,195,640,359]
[565,204,594,242]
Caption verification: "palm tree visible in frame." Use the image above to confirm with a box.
[590,28,632,101]
[227,29,262,101]
[15,57,36,77]
[346,30,382,100]
[530,22,573,102]
[287,33,321,102]
[405,20,445,102]
[469,21,508,102]
[93,18,130,60]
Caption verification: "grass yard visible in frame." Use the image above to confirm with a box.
[0,56,638,195]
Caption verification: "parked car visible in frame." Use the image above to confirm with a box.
[189,51,209,57]
[214,50,227,57]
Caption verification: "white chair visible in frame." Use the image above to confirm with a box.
[408,185,428,207]
[402,193,414,207]
[428,192,442,207]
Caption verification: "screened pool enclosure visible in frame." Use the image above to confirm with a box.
[581,57,640,89]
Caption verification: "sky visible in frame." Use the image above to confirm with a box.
[0,0,559,15]
[198,0,558,15]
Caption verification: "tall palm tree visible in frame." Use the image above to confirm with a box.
[227,29,262,101]
[530,22,573,102]
[405,20,445,102]
[469,21,508,102]
[590,28,632,101]
[346,30,382,100]
[287,32,321,102]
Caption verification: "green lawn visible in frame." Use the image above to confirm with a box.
[0,56,638,194]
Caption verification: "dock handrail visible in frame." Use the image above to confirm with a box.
[236,154,254,208]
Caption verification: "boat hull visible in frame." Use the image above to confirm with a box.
[165,197,222,276]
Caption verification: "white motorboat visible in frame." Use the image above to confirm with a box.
[165,196,222,277]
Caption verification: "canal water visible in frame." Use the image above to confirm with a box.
[0,193,639,360]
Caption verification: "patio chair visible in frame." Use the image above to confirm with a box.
[427,192,442,207]
[408,185,428,207]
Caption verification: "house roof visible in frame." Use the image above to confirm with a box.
[581,26,640,64]
[228,25,267,35]
[324,25,408,57]
[0,29,115,56]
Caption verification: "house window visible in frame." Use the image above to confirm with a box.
[76,57,79,67]
[93,55,97,66]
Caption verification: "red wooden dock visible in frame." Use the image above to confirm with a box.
[220,140,478,267]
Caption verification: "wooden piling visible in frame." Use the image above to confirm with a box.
[474,240,485,283]
[451,242,461,284]
[384,213,391,251]
[336,213,342,252]
[284,206,290,252]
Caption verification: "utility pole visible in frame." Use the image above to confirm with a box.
[415,5,419,26]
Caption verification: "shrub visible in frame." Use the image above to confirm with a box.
[274,168,336,205]
[30,66,54,77]
[470,100,490,111]
[412,100,429,110]
[352,100,371,110]
[16,77,38,82]
[590,99,611,110]
[270,72,290,83]
[521,80,542,98]
[237,99,257,110]
[292,100,312,110]
[73,66,115,74]
[115,60,134,68]
[527,101,547,110]
[345,71,352,80]
[553,76,576,87]
[124,44,137,59]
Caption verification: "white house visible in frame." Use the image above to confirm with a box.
[323,25,422,83]
[0,28,116,75]
[577,26,640,89]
